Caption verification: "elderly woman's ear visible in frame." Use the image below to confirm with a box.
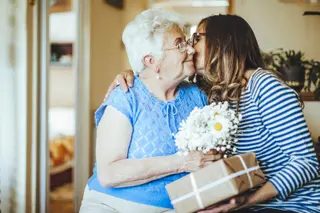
[143,55,155,67]
[104,55,159,99]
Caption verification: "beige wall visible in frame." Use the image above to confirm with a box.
[234,0,320,60]
[234,0,320,141]
[304,102,320,141]
[89,0,147,110]
[89,0,124,109]
[49,1,147,109]
[49,0,320,140]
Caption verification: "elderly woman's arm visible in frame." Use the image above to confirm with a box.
[97,106,216,188]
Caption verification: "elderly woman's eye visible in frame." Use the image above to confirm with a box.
[195,36,201,42]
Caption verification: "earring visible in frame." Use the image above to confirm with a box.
[156,73,160,80]
[155,67,160,80]
[193,74,197,83]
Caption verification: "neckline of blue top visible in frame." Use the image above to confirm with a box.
[136,76,184,107]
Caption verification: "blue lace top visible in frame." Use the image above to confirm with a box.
[88,76,207,208]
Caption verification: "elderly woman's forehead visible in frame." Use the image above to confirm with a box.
[164,28,185,40]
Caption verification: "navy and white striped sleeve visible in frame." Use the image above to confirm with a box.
[254,73,320,200]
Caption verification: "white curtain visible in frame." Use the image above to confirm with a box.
[0,0,28,212]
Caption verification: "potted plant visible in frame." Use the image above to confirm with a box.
[305,60,320,100]
[261,51,274,70]
[267,49,308,92]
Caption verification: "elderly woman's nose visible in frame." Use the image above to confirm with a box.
[187,45,195,55]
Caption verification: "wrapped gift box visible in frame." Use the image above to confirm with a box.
[165,152,266,213]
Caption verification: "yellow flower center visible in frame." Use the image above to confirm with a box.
[214,112,219,116]
[214,123,223,131]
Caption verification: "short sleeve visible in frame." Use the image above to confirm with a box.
[95,87,134,127]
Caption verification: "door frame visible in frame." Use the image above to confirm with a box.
[33,0,50,212]
[74,0,92,211]
[30,0,92,212]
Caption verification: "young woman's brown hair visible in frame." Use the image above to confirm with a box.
[198,14,266,105]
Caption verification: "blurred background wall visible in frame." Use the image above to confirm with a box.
[49,0,319,140]
[84,0,320,139]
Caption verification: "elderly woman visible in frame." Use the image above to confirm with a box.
[79,9,219,213]
[109,14,320,213]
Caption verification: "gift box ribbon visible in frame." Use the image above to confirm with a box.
[171,155,259,208]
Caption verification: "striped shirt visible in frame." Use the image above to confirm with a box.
[230,69,320,213]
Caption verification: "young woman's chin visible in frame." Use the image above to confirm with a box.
[183,60,196,76]
[193,59,205,76]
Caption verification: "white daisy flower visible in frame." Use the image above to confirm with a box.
[174,102,241,157]
[211,115,231,138]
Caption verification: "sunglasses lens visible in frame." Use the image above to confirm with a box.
[193,35,196,46]
[187,39,192,46]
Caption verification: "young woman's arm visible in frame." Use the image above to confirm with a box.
[198,73,319,213]
[256,75,319,200]
[104,70,135,99]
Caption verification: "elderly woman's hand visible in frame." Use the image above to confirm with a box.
[179,150,221,173]
[104,70,135,100]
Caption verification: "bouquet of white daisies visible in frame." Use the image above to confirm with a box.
[174,102,241,158]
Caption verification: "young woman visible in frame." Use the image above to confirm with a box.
[109,14,320,213]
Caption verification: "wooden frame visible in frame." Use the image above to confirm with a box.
[28,0,92,212]
[300,92,319,102]
[49,0,73,13]
[104,0,124,9]
[50,43,73,67]
[228,0,234,14]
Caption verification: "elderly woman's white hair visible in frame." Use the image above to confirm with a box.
[122,8,187,74]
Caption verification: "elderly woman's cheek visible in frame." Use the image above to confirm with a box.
[183,54,196,76]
